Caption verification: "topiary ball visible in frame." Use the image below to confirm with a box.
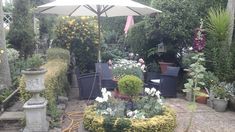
[118,75,143,96]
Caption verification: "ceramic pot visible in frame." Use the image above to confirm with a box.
[213,98,228,112]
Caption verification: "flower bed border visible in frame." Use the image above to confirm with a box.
[83,105,176,132]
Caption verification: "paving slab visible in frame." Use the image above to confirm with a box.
[0,112,24,121]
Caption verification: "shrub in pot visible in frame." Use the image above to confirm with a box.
[117,75,143,109]
[224,82,235,111]
[212,83,229,112]
[21,54,46,105]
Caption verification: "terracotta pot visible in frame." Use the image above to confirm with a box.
[113,88,130,100]
[196,89,208,104]
[159,62,173,73]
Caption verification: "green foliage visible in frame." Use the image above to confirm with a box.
[148,0,198,51]
[136,96,164,118]
[0,88,13,103]
[212,83,230,99]
[183,53,208,102]
[126,21,147,56]
[53,17,98,73]
[7,0,35,58]
[147,62,160,72]
[101,17,126,41]
[103,116,116,132]
[118,75,143,96]
[83,106,176,132]
[181,52,197,68]
[115,118,132,132]
[206,7,231,41]
[47,48,70,62]
[102,46,125,62]
[203,71,219,90]
[26,54,44,70]
[205,7,233,82]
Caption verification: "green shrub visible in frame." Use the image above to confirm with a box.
[53,17,98,73]
[118,75,143,96]
[205,7,233,82]
[47,48,70,62]
[83,106,176,132]
[26,54,44,70]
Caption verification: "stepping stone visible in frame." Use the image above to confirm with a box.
[0,112,24,121]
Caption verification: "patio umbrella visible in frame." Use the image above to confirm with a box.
[36,0,162,62]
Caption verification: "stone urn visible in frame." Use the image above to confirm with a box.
[22,68,49,132]
[22,69,47,105]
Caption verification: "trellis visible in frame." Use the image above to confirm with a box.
[3,12,12,29]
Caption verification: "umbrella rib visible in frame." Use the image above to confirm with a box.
[84,5,98,14]
[100,5,114,16]
[69,5,81,16]
[39,6,56,13]
[127,6,142,15]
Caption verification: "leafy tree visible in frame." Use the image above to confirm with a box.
[7,0,35,59]
[0,0,12,89]
[53,17,98,73]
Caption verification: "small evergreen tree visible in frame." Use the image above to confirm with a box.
[7,0,35,59]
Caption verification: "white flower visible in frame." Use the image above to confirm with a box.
[101,88,107,94]
[127,111,133,117]
[144,88,150,94]
[106,108,112,113]
[103,96,108,102]
[155,90,161,98]
[150,88,156,96]
[134,110,138,114]
[95,97,104,103]
[106,91,112,97]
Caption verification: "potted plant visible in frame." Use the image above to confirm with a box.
[212,83,229,112]
[21,54,46,105]
[224,82,235,111]
[183,53,208,101]
[202,71,219,107]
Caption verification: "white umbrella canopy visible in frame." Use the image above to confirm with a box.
[36,0,162,62]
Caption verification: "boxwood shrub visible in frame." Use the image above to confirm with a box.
[118,75,143,96]
[83,106,176,132]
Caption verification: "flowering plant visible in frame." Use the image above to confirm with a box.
[112,59,144,80]
[94,87,165,119]
[135,87,164,118]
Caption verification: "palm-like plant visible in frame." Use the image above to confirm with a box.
[206,7,231,41]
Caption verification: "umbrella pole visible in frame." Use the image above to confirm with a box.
[98,14,101,63]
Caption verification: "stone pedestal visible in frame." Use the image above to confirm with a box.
[23,100,49,132]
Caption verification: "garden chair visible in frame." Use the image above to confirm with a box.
[145,66,180,97]
[76,68,101,99]
[95,63,117,90]
[159,66,180,97]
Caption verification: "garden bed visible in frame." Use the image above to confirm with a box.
[83,105,176,132]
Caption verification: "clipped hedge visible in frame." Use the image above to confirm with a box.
[47,48,70,62]
[83,106,176,132]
